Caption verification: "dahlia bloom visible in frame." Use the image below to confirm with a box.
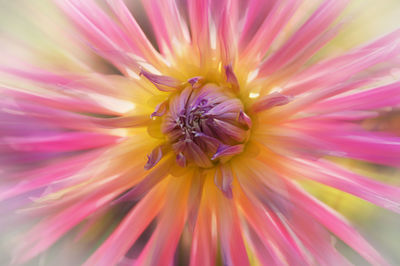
[1,0,400,265]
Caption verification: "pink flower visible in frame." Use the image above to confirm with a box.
[0,0,400,265]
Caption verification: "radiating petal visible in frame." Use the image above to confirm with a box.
[83,180,167,266]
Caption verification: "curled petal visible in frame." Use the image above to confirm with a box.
[214,164,234,198]
[250,92,292,113]
[140,69,182,92]
[224,65,239,93]
[188,76,204,89]
[238,110,252,129]
[151,101,168,118]
[176,152,186,168]
[212,144,244,160]
[144,145,165,170]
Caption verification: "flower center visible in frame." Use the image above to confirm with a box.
[162,83,252,168]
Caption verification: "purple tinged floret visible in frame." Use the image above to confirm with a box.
[162,83,251,167]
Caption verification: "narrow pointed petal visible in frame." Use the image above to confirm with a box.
[309,81,400,113]
[259,0,349,77]
[13,186,127,264]
[190,201,216,266]
[3,132,121,152]
[54,0,138,69]
[284,181,388,266]
[106,0,165,68]
[92,115,151,128]
[140,0,190,54]
[235,166,314,264]
[129,157,173,200]
[136,177,190,265]
[288,158,400,213]
[0,149,104,201]
[286,29,400,96]
[83,182,167,266]
[217,6,237,65]
[217,192,250,266]
[240,0,302,64]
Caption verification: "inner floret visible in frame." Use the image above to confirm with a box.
[162,83,252,168]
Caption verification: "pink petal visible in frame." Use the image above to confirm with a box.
[257,21,344,87]
[286,29,400,96]
[288,158,400,213]
[106,0,165,68]
[144,144,168,170]
[4,132,121,152]
[270,79,373,119]
[13,188,123,264]
[214,163,234,198]
[238,110,252,129]
[3,87,124,116]
[135,177,190,265]
[140,0,189,54]
[281,203,352,266]
[258,0,349,77]
[284,180,388,266]
[124,157,173,201]
[250,92,292,113]
[54,0,137,68]
[217,5,237,65]
[91,115,151,128]
[0,149,105,201]
[310,81,400,113]
[83,182,167,266]
[216,192,250,266]
[140,69,182,92]
[236,167,312,264]
[190,202,216,266]
[212,144,244,161]
[188,0,210,60]
[283,121,400,167]
[239,0,301,64]
[238,0,275,51]
[224,65,240,93]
